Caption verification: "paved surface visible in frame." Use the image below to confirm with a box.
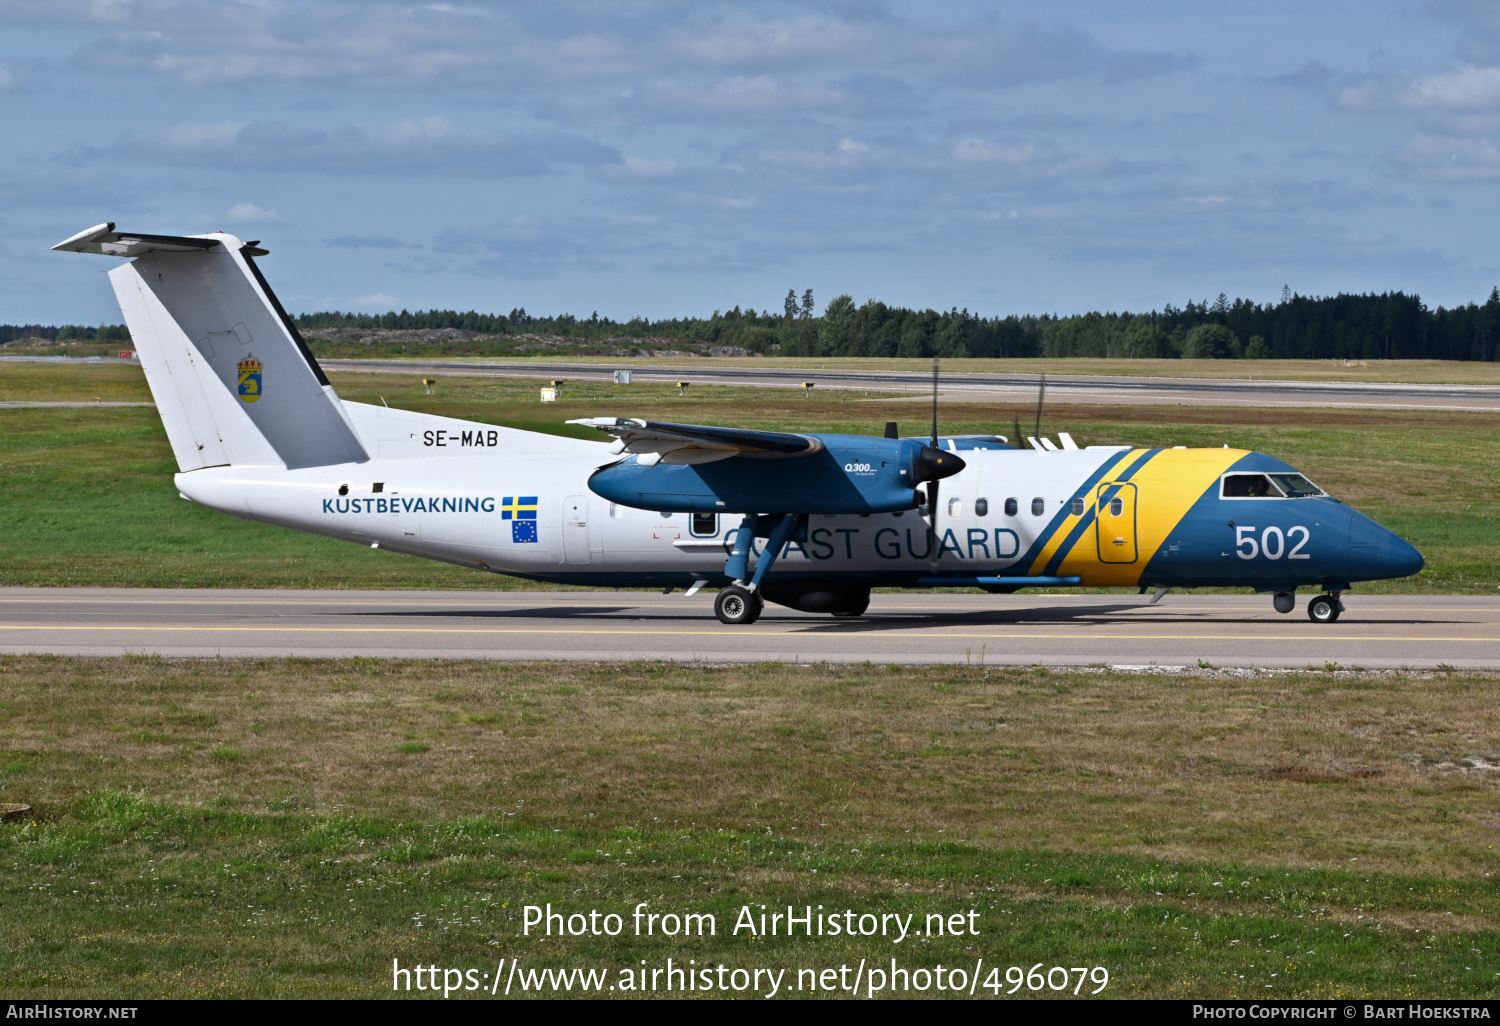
[321,358,1500,412]
[1,589,1495,669]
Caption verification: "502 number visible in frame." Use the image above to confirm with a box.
[1235,525,1310,560]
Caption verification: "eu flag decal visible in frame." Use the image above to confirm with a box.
[503,496,539,543]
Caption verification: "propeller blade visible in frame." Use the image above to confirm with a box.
[930,356,940,448]
[1033,373,1045,449]
[927,479,940,568]
[926,359,947,566]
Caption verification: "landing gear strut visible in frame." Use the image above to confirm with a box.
[717,512,805,625]
[1307,593,1343,623]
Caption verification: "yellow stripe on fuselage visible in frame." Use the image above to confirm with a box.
[1025,447,1153,576]
[1053,447,1250,586]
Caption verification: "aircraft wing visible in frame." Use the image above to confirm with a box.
[567,417,822,465]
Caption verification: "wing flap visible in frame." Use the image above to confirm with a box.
[567,417,821,461]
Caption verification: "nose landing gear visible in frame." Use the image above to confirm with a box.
[1307,593,1344,623]
[715,585,763,625]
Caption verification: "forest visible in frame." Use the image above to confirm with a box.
[8,286,1500,361]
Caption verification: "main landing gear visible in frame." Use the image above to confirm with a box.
[714,512,804,626]
[1306,593,1344,623]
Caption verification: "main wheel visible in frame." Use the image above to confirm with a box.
[715,585,763,625]
[1307,594,1340,623]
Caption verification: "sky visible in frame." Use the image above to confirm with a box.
[5,0,1500,324]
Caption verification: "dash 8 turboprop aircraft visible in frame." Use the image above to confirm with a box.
[56,224,1424,624]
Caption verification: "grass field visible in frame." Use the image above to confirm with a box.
[0,361,1494,591]
[2,656,1497,999]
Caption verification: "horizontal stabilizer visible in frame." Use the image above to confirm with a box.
[52,223,268,258]
[568,417,820,465]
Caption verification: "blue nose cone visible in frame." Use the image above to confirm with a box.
[1385,531,1425,579]
[1347,511,1424,581]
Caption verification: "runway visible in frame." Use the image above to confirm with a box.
[1,589,1495,669]
[320,358,1500,412]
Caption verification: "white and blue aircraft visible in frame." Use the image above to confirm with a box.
[55,224,1424,624]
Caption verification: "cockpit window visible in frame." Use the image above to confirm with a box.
[1267,473,1324,497]
[1221,472,1326,498]
[1221,473,1278,498]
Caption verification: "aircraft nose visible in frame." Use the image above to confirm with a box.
[1347,511,1423,581]
[1386,530,1425,579]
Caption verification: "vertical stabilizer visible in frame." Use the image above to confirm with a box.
[58,225,368,470]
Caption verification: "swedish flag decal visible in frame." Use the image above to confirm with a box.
[503,496,538,544]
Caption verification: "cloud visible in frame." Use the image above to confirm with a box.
[349,293,402,310]
[1388,133,1500,181]
[226,202,279,223]
[1104,49,1197,84]
[30,2,1193,125]
[94,118,621,177]
[1339,65,1500,112]
[1261,59,1343,92]
[949,137,1123,179]
[328,235,409,249]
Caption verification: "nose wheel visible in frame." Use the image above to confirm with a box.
[715,585,763,625]
[1307,593,1343,623]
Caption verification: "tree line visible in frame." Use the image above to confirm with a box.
[0,324,131,344]
[11,285,1500,360]
[295,286,1500,361]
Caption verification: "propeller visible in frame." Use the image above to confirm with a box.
[927,357,942,566]
[1033,373,1046,450]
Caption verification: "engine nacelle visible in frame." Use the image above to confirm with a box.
[586,434,963,515]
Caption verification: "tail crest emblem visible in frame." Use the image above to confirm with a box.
[237,354,263,403]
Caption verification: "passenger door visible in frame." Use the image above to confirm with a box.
[1096,482,1138,563]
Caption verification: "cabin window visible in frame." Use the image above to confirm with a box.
[947,497,963,518]
[1070,497,1084,516]
[1109,497,1123,517]
[1267,473,1323,497]
[690,512,718,536]
[1221,473,1279,498]
[974,497,989,517]
[609,503,625,519]
[372,482,384,493]
[1004,497,1018,517]
[1031,497,1046,516]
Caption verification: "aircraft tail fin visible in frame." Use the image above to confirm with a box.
[56,223,368,471]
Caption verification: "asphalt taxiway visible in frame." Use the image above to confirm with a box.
[1,589,1494,669]
[319,359,1500,412]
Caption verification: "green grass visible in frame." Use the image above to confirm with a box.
[2,657,1498,998]
[0,361,1495,590]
